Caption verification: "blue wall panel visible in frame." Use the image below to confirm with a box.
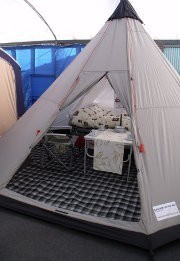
[31,75,55,103]
[4,44,85,110]
[164,47,180,74]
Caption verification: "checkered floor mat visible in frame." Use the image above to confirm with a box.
[6,145,140,222]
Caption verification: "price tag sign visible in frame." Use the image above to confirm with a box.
[153,201,180,221]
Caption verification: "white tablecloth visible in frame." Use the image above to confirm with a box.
[93,130,130,174]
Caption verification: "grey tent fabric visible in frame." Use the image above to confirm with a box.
[0,0,179,249]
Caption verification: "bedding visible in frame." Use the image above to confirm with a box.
[122,114,131,130]
[71,105,121,129]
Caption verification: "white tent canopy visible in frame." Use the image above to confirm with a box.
[0,0,119,43]
[0,0,180,44]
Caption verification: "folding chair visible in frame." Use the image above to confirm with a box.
[41,133,73,170]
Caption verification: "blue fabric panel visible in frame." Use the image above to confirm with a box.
[3,44,85,110]
[164,47,180,74]
[31,75,55,103]
[22,72,32,109]
[5,49,16,59]
[55,46,80,77]
[16,49,32,71]
[35,48,55,75]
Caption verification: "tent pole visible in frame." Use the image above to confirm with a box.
[23,0,58,45]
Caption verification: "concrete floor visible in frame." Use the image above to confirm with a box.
[0,207,180,261]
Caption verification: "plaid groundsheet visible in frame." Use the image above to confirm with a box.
[7,145,140,222]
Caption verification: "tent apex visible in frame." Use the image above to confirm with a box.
[108,0,143,24]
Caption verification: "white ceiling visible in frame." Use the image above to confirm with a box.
[0,0,180,43]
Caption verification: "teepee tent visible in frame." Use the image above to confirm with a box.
[0,48,24,136]
[0,0,179,249]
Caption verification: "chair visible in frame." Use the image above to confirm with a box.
[40,133,73,170]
